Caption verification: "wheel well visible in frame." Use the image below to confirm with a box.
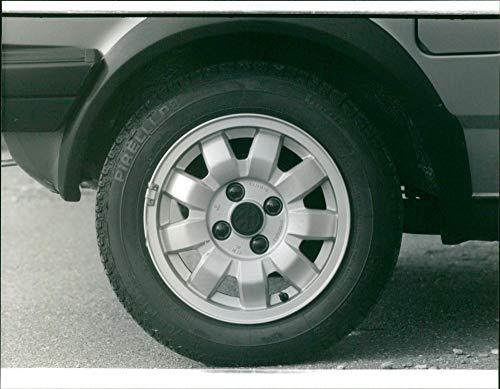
[82,32,437,198]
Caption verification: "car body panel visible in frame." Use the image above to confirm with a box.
[417,19,500,55]
[2,46,102,132]
[1,17,145,54]
[374,18,499,196]
[1,16,498,241]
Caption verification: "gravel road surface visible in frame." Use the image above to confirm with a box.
[1,166,498,369]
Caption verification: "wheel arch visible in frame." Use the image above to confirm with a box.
[59,17,471,242]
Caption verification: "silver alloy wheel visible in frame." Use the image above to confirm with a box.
[143,114,350,324]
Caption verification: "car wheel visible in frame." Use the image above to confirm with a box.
[96,62,403,366]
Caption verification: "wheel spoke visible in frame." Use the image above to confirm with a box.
[247,130,282,180]
[269,243,319,291]
[237,261,268,310]
[276,157,326,203]
[161,218,209,253]
[201,133,239,185]
[165,170,214,210]
[188,247,232,298]
[288,209,338,239]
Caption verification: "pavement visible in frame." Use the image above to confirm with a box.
[1,166,498,369]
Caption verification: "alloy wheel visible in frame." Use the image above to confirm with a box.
[143,114,350,324]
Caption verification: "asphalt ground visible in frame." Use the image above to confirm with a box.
[1,166,498,369]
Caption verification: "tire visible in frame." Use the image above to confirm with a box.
[96,61,403,366]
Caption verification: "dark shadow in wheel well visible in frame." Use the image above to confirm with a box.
[83,33,436,196]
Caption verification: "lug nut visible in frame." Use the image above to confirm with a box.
[226,182,245,202]
[250,235,269,254]
[264,196,283,216]
[212,221,231,240]
[279,292,289,302]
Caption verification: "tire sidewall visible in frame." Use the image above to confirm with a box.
[101,71,401,361]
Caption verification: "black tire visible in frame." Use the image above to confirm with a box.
[96,61,403,366]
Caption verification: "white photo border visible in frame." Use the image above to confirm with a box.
[1,2,498,389]
[1,368,499,389]
[2,1,499,15]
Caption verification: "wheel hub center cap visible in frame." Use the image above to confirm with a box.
[231,202,264,236]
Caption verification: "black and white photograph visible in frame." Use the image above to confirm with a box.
[1,1,498,388]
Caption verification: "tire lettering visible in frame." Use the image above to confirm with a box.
[134,131,147,144]
[120,152,133,167]
[113,98,180,184]
[114,169,125,182]
[142,119,156,134]
[126,139,140,154]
